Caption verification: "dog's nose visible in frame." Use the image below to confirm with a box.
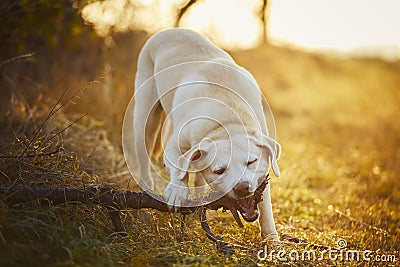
[233,182,251,198]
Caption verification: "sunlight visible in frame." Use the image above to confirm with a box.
[81,0,400,58]
[81,0,185,37]
[81,0,126,37]
[180,0,263,50]
[81,0,262,49]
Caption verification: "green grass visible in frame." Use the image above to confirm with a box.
[0,45,399,266]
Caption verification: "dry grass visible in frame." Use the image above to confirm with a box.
[0,44,399,266]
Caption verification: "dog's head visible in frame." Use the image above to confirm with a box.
[166,131,280,222]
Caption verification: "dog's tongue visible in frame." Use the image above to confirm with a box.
[237,197,259,222]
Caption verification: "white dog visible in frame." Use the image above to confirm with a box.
[133,28,281,240]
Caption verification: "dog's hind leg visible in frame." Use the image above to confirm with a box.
[134,48,163,192]
[151,111,167,161]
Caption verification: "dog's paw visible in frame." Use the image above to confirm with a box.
[163,180,189,212]
[261,231,280,242]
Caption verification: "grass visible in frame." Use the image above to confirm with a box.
[0,44,399,266]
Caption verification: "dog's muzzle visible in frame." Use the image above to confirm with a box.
[233,174,270,222]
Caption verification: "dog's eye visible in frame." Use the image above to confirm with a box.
[213,167,226,175]
[247,158,258,166]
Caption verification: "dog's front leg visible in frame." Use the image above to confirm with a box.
[258,183,279,241]
[163,145,189,211]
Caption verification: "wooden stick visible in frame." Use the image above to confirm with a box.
[0,177,269,255]
[0,187,238,233]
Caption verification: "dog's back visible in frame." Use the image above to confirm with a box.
[141,28,233,72]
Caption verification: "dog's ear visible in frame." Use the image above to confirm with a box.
[173,139,212,181]
[253,135,281,177]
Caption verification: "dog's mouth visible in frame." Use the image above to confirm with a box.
[226,174,270,223]
[213,174,270,227]
[236,195,259,222]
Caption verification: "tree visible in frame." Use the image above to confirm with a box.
[260,0,269,43]
[175,0,271,44]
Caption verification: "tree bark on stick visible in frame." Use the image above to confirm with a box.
[0,177,269,254]
[0,186,250,236]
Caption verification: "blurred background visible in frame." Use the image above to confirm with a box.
[1,0,399,128]
[0,0,399,265]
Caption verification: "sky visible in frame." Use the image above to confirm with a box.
[268,0,400,60]
[81,0,400,60]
